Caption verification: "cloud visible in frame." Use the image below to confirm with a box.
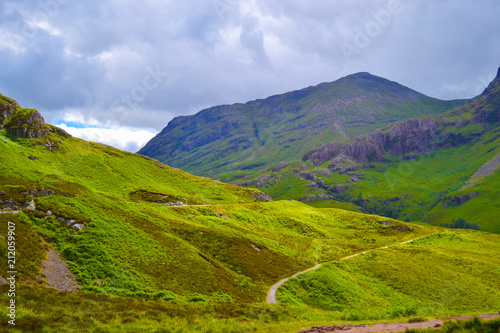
[56,123,156,152]
[0,0,499,153]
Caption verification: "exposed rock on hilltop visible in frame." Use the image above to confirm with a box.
[0,94,70,139]
[0,95,20,128]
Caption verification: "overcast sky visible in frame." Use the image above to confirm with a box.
[1,0,499,151]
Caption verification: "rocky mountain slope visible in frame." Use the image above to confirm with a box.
[139,72,468,178]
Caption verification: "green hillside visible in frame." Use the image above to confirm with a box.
[279,230,500,320]
[139,72,468,178]
[1,95,499,332]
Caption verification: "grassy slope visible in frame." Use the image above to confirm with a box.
[278,230,500,321]
[227,108,500,234]
[1,101,499,331]
[0,124,426,297]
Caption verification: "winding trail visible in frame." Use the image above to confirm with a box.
[267,239,416,304]
[267,264,322,304]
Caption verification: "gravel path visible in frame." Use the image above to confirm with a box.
[298,314,500,332]
[41,247,80,292]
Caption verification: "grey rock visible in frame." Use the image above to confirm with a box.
[23,200,36,210]
[330,185,346,194]
[272,162,289,172]
[299,172,316,181]
[251,192,272,202]
[72,224,84,231]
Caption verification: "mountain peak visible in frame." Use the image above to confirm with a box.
[139,72,469,177]
[482,66,500,96]
[343,71,378,80]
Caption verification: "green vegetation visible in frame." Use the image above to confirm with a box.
[278,230,500,321]
[1,95,500,332]
[441,218,481,230]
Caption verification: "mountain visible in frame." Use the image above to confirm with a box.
[0,93,499,332]
[238,68,500,233]
[139,72,469,178]
[139,69,500,233]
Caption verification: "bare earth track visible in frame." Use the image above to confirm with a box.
[297,314,500,333]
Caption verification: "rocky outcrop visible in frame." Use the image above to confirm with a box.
[443,192,478,208]
[251,192,272,202]
[272,162,289,172]
[7,109,49,138]
[0,96,19,129]
[299,171,316,181]
[330,184,346,194]
[0,94,71,139]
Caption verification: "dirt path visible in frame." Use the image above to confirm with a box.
[267,239,416,304]
[298,313,500,332]
[41,247,81,292]
[267,264,322,304]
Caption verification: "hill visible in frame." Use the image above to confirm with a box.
[0,94,499,332]
[139,72,468,178]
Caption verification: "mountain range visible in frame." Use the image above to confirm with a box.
[139,72,469,177]
[140,69,500,233]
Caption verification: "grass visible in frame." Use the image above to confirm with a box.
[0,119,432,303]
[1,96,500,332]
[278,229,500,321]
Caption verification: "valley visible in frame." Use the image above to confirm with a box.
[0,69,499,332]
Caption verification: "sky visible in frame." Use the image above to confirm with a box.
[0,0,499,152]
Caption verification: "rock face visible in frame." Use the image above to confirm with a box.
[443,192,478,207]
[7,109,49,138]
[0,94,71,139]
[304,68,500,169]
[0,96,19,129]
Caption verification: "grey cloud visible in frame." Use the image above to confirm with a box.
[0,0,499,133]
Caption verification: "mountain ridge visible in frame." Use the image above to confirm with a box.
[303,68,500,167]
[139,72,469,177]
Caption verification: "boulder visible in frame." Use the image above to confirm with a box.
[24,200,36,210]
[272,162,289,172]
[251,192,272,202]
[330,185,346,194]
